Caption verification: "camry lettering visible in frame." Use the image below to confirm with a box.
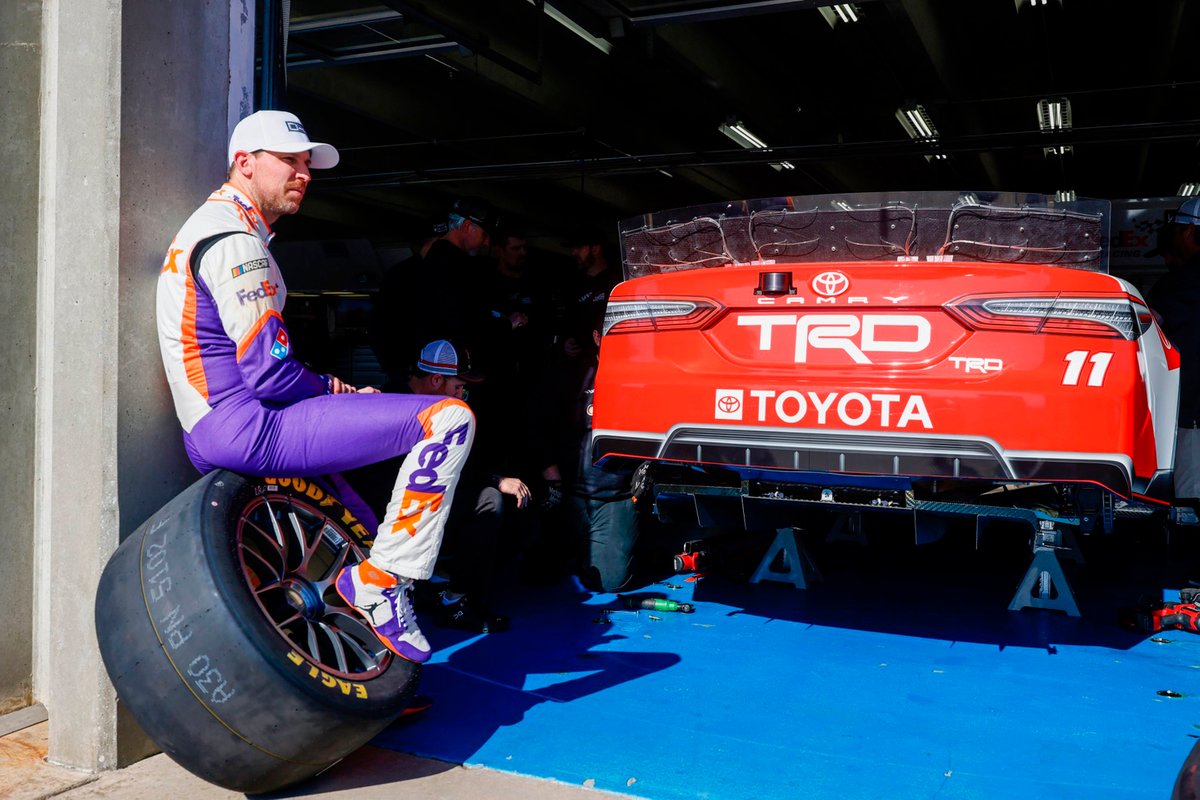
[753,296,908,305]
[715,388,932,429]
[738,313,931,364]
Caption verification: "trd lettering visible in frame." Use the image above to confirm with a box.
[737,313,931,364]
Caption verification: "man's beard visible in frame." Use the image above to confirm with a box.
[260,182,305,218]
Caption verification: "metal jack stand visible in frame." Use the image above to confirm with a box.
[826,511,868,545]
[1008,518,1083,616]
[751,527,822,589]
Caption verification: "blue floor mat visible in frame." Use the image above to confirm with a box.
[373,525,1200,799]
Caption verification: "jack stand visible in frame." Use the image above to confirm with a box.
[826,512,868,546]
[1008,520,1081,616]
[751,527,821,589]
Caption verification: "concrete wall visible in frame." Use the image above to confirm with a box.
[0,0,42,716]
[31,0,254,770]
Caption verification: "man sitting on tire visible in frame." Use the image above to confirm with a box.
[156,110,472,664]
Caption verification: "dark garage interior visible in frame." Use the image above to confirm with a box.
[271,0,1200,247]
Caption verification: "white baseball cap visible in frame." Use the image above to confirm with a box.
[227,110,339,169]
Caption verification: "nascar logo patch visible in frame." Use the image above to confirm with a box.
[231,258,269,278]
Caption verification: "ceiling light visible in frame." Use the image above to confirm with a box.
[544,1,613,54]
[1055,189,1077,202]
[1043,144,1073,157]
[1037,97,1072,131]
[719,121,769,150]
[818,4,860,28]
[895,104,939,142]
[1179,183,1200,197]
[1015,0,1056,9]
[770,161,795,171]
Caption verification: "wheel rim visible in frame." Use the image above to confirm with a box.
[237,493,392,680]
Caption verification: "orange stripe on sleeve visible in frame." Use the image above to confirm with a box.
[236,309,285,361]
[181,267,208,400]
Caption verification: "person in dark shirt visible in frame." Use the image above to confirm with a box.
[560,227,622,359]
[1148,197,1200,506]
[532,304,641,592]
[371,197,528,388]
[345,339,530,632]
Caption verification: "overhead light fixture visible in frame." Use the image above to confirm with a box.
[1043,144,1073,157]
[925,152,949,163]
[1015,0,1056,9]
[719,120,769,149]
[818,4,860,28]
[719,120,795,173]
[1037,97,1072,131]
[895,104,939,142]
[1055,189,1077,202]
[1179,183,1200,197]
[544,1,613,54]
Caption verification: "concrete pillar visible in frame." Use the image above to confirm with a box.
[34,0,253,770]
[0,0,42,718]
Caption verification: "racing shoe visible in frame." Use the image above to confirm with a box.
[434,592,510,634]
[335,560,431,663]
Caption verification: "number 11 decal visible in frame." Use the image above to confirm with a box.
[1062,350,1113,386]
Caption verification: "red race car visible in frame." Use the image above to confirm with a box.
[592,192,1180,612]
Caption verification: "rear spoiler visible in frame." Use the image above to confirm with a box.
[619,191,1108,280]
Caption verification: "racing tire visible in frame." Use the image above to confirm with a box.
[95,470,417,794]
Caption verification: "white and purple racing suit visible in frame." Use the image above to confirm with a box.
[156,184,473,579]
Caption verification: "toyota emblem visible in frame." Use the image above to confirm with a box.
[811,271,850,297]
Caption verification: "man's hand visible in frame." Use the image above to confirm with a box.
[326,375,379,394]
[326,375,356,394]
[498,477,531,509]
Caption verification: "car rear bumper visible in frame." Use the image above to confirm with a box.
[593,424,1171,501]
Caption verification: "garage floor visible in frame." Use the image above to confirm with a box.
[373,519,1200,800]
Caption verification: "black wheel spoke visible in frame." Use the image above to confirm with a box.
[238,491,385,681]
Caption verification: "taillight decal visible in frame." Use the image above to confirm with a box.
[949,293,1142,340]
[603,298,724,335]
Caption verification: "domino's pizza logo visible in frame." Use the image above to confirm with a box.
[270,329,290,360]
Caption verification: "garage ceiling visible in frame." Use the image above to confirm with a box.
[277,0,1200,248]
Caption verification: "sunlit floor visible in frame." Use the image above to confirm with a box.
[375,518,1200,800]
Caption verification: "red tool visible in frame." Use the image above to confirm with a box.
[1121,599,1200,634]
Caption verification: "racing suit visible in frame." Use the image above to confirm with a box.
[156,184,473,579]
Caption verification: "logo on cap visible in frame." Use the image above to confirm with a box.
[286,120,307,134]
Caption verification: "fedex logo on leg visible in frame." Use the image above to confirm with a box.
[737,313,931,364]
[392,421,472,536]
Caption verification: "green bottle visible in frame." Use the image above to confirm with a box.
[622,597,695,613]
